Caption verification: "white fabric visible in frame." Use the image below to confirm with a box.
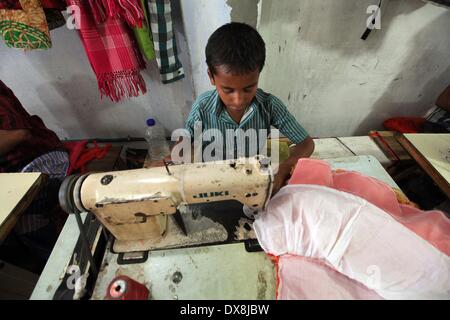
[254,185,450,300]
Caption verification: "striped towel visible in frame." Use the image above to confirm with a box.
[148,0,184,84]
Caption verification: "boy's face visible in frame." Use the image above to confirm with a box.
[208,66,260,114]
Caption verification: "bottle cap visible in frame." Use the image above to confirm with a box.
[146,118,156,126]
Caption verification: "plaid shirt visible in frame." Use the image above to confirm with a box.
[15,150,69,234]
[0,80,63,172]
[148,0,184,84]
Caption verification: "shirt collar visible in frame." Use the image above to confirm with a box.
[212,89,262,117]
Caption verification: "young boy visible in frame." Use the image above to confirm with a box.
[184,22,314,195]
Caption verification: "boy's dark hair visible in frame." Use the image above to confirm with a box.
[206,22,266,75]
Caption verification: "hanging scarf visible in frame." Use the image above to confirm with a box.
[133,0,155,61]
[0,0,51,49]
[148,0,184,84]
[40,0,66,9]
[67,0,147,102]
[87,0,144,28]
[0,1,66,33]
[86,0,154,61]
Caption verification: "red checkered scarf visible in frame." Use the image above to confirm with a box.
[87,0,144,27]
[67,0,146,102]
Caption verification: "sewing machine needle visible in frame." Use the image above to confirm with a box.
[173,210,188,236]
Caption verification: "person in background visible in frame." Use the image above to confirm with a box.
[0,80,69,272]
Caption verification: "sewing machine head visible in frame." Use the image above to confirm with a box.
[59,156,273,242]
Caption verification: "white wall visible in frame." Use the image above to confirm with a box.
[180,0,231,97]
[0,1,194,140]
[257,0,450,137]
[180,0,263,97]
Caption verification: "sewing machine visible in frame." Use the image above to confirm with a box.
[59,156,273,244]
[49,156,274,299]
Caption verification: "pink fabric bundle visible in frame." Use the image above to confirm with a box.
[254,158,450,300]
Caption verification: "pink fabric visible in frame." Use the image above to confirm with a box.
[397,205,450,255]
[289,158,450,255]
[278,255,383,300]
[254,185,450,300]
[254,158,450,299]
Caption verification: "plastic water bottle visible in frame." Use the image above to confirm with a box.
[145,118,170,161]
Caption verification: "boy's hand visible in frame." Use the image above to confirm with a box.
[271,164,292,197]
[270,137,315,197]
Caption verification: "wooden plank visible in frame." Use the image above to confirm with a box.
[311,138,354,159]
[404,134,450,183]
[337,136,392,166]
[369,131,411,161]
[397,134,450,198]
[0,173,46,242]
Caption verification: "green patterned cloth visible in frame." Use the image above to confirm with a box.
[133,0,155,61]
[0,0,51,49]
[0,20,51,49]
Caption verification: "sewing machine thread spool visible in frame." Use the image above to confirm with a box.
[105,275,149,300]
